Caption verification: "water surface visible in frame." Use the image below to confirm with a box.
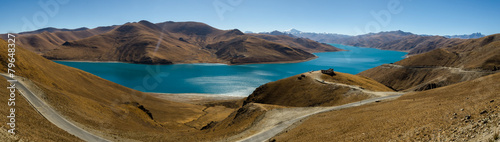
[55,44,407,96]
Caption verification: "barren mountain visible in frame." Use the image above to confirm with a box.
[250,33,345,53]
[0,26,117,53]
[244,71,393,107]
[293,30,466,55]
[0,39,243,141]
[359,34,500,91]
[6,20,342,65]
[272,72,500,141]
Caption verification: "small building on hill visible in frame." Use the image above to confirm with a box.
[321,68,336,76]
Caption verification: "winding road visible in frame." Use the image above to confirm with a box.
[236,94,403,142]
[236,72,405,142]
[1,74,109,142]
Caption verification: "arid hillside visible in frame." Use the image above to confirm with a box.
[0,39,243,141]
[250,32,345,53]
[272,72,500,141]
[0,26,117,53]
[245,71,393,107]
[299,30,466,55]
[359,34,500,91]
[4,21,342,65]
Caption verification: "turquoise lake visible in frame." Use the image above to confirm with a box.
[54,44,407,96]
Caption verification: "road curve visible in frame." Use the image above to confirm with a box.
[1,74,109,142]
[236,90,404,142]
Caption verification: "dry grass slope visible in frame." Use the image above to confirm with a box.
[245,71,393,107]
[273,72,500,141]
[359,34,500,91]
[0,39,244,141]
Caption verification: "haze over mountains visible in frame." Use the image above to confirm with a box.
[1,21,342,65]
[258,29,487,55]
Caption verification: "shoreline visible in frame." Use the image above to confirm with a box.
[51,55,322,66]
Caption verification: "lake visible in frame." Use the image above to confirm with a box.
[54,44,407,96]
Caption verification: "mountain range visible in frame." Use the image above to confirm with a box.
[1,19,499,141]
[1,21,342,65]
[261,29,486,55]
[359,34,500,91]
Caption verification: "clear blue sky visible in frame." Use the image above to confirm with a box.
[1,0,499,35]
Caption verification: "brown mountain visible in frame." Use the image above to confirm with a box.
[297,30,466,55]
[6,20,342,65]
[272,71,500,141]
[0,26,117,53]
[0,39,245,141]
[249,33,345,53]
[358,34,500,91]
[244,71,393,107]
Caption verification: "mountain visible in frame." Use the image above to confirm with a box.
[258,30,296,37]
[283,28,302,35]
[264,29,488,55]
[4,20,342,65]
[358,34,500,91]
[443,32,485,39]
[271,71,500,141]
[0,39,244,141]
[0,26,118,53]
[249,33,345,53]
[244,71,393,107]
[18,27,90,34]
[287,30,466,55]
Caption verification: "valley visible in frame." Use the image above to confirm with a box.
[0,3,498,140]
[1,28,499,141]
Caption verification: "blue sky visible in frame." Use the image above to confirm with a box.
[1,0,499,35]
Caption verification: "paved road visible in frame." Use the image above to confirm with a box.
[236,81,404,142]
[1,74,109,142]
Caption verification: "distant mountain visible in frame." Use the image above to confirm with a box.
[258,30,295,37]
[18,27,93,34]
[443,32,485,39]
[266,30,467,55]
[3,20,342,65]
[283,28,302,35]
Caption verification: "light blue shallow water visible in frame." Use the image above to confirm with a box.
[54,44,407,96]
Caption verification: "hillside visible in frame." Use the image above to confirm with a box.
[244,71,393,107]
[250,33,345,53]
[0,26,117,53]
[359,34,500,91]
[0,39,243,141]
[272,72,500,141]
[290,30,466,55]
[6,21,342,65]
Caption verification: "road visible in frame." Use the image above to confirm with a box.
[1,74,109,142]
[236,71,404,142]
[310,71,402,97]
[236,93,404,142]
[314,78,402,97]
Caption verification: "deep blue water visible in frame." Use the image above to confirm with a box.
[54,44,407,96]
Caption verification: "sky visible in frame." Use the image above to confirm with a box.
[1,0,499,36]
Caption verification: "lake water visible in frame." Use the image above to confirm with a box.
[54,44,407,96]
